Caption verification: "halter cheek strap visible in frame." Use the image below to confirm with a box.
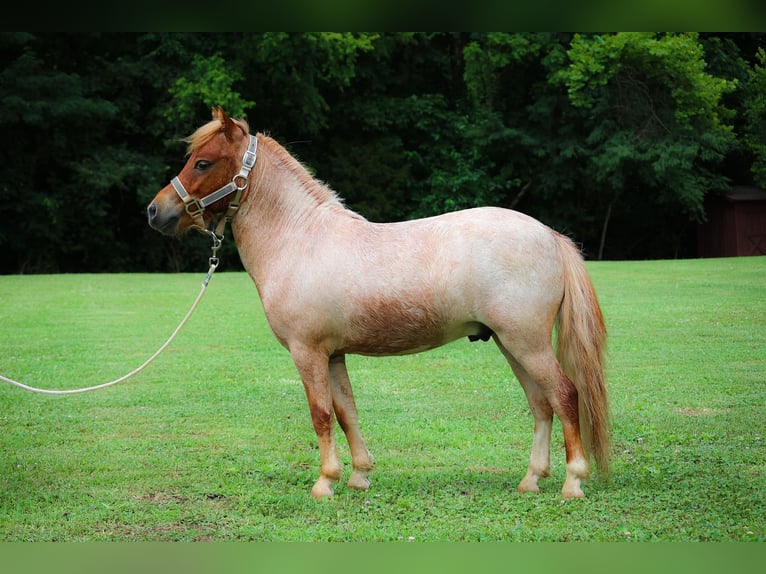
[170,134,258,237]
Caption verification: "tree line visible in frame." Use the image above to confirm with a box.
[2,32,766,273]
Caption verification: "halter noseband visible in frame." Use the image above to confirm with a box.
[170,134,258,238]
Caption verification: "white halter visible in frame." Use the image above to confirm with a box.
[170,134,258,237]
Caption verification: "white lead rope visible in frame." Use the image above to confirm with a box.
[1,261,218,396]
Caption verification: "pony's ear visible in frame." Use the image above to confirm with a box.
[213,106,240,142]
[212,106,227,121]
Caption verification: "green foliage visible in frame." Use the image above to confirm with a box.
[558,32,736,219]
[1,32,765,271]
[463,32,548,112]
[743,47,766,186]
[247,32,377,135]
[165,53,255,129]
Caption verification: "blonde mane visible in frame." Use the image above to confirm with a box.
[260,136,352,210]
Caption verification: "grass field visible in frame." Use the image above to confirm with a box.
[0,256,764,541]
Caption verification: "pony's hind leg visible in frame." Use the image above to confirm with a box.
[329,355,375,490]
[291,345,343,498]
[499,348,554,493]
[554,374,590,498]
[496,337,589,498]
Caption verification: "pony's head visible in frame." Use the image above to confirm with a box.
[147,107,252,237]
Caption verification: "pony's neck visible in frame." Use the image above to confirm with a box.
[234,135,365,245]
[232,134,366,278]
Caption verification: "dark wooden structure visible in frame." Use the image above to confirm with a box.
[697,186,766,257]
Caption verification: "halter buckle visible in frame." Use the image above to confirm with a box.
[184,197,205,218]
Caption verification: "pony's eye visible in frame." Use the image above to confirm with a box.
[194,159,212,171]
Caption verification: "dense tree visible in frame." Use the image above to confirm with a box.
[554,32,737,258]
[1,32,764,272]
[743,47,766,187]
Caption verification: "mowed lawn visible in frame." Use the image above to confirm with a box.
[0,256,763,541]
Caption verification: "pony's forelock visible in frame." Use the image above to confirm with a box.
[183,113,250,155]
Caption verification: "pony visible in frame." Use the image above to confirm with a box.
[147,107,609,499]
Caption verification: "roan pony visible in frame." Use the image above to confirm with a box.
[147,107,609,499]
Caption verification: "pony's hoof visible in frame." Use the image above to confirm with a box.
[561,484,585,499]
[347,471,371,491]
[517,476,541,494]
[517,484,541,494]
[311,477,335,499]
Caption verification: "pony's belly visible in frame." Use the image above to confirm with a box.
[336,320,488,357]
[340,339,442,357]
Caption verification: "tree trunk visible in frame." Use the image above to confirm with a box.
[598,199,614,260]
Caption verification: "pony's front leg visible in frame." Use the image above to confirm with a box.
[329,355,374,491]
[292,346,342,498]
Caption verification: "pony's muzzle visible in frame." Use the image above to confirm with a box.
[147,200,180,236]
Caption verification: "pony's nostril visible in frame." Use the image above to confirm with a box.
[147,201,179,236]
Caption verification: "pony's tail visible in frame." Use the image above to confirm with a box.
[554,233,610,477]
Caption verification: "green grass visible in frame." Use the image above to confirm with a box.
[0,257,764,541]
